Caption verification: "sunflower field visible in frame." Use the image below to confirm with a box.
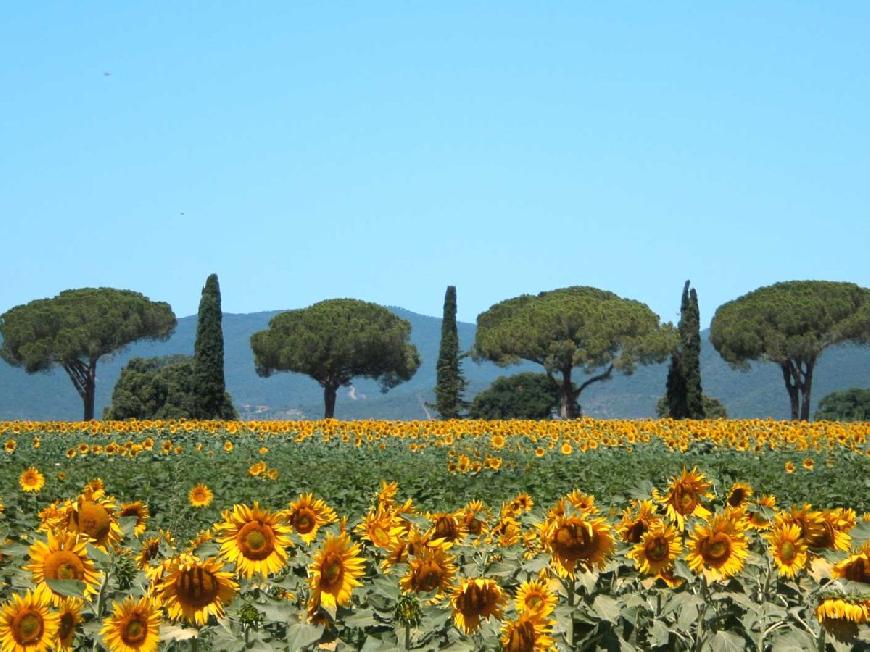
[0,419,869,651]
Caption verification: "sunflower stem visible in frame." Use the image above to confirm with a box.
[816,627,826,652]
[693,575,709,652]
[404,622,411,650]
[191,636,199,652]
[565,576,575,648]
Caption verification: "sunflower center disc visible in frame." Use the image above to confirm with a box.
[646,538,669,561]
[123,618,147,644]
[238,522,275,560]
[295,510,315,533]
[780,541,796,562]
[16,612,43,644]
[322,554,343,589]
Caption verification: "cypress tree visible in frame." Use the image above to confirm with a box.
[667,281,705,419]
[684,285,705,418]
[434,286,467,418]
[193,274,236,419]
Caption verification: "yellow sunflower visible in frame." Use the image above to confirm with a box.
[100,596,160,652]
[309,533,365,610]
[459,500,490,538]
[4,439,16,454]
[0,585,59,652]
[158,554,238,626]
[55,597,83,651]
[686,512,748,582]
[284,494,337,544]
[429,512,465,544]
[188,484,213,508]
[119,502,150,537]
[399,546,456,595]
[542,514,614,576]
[65,488,124,550]
[451,578,506,634]
[514,578,558,621]
[816,597,869,643]
[767,523,807,578]
[832,543,870,583]
[725,482,753,509]
[628,521,683,578]
[656,467,712,529]
[26,531,102,604]
[216,503,293,579]
[355,506,403,549]
[500,614,555,652]
[806,510,852,552]
[19,466,45,493]
[618,500,660,543]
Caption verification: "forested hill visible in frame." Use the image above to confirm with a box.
[1,307,868,421]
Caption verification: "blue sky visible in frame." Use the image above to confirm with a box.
[2,3,868,328]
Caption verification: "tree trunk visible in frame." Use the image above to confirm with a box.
[63,358,98,421]
[559,369,576,419]
[800,359,815,421]
[323,383,338,419]
[780,362,800,420]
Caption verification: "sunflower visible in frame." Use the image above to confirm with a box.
[542,514,614,576]
[816,597,869,643]
[429,512,464,544]
[377,480,399,508]
[490,515,523,548]
[514,578,558,621]
[784,461,795,474]
[399,546,456,596]
[832,543,870,583]
[806,510,852,552]
[628,521,683,578]
[355,506,403,549]
[748,495,777,529]
[775,505,825,546]
[767,523,807,578]
[26,531,102,604]
[459,500,490,537]
[55,598,83,651]
[285,494,337,544]
[656,467,712,529]
[158,554,238,626]
[188,484,213,509]
[65,488,124,550]
[500,614,555,652]
[451,578,506,634]
[4,439,16,454]
[19,466,44,493]
[618,500,660,543]
[216,503,293,579]
[686,512,748,581]
[248,461,267,477]
[119,502,150,537]
[100,597,160,652]
[725,482,753,508]
[0,585,59,652]
[309,533,365,610]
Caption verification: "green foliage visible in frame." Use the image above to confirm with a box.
[103,356,196,419]
[250,299,421,418]
[0,288,175,420]
[815,387,870,421]
[473,286,677,418]
[666,281,705,418]
[657,394,727,419]
[434,286,467,418]
[193,274,237,419]
[468,372,567,419]
[711,281,870,420]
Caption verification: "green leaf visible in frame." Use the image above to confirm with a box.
[45,579,86,598]
[650,620,670,647]
[592,595,621,623]
[286,622,324,650]
[708,630,745,652]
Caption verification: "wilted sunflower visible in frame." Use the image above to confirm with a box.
[816,597,869,643]
[100,596,160,652]
[542,514,614,576]
[399,546,456,595]
[514,578,557,620]
[216,503,293,579]
[65,488,123,550]
[725,482,753,508]
[26,531,102,604]
[119,502,150,537]
[767,523,807,578]
[285,494,337,544]
[628,521,683,578]
[55,597,83,651]
[188,484,213,508]
[158,554,237,626]
[451,578,506,634]
[656,467,712,529]
[832,543,870,583]
[0,585,59,652]
[618,500,660,543]
[309,533,365,610]
[500,614,555,652]
[429,512,465,544]
[686,512,748,581]
[19,466,45,493]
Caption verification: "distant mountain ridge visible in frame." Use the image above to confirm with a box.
[1,307,868,420]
